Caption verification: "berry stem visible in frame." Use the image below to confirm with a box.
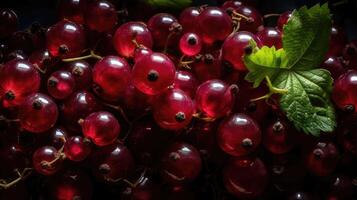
[62,50,102,62]
[178,55,194,70]
[232,11,252,22]
[192,113,216,122]
[101,102,131,125]
[0,168,33,189]
[263,13,281,18]
[251,76,288,102]
[0,115,20,123]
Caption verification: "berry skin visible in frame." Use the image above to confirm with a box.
[152,88,194,130]
[277,11,292,31]
[305,142,339,176]
[85,0,117,32]
[218,113,261,156]
[193,53,222,82]
[223,158,268,199]
[263,119,295,154]
[57,0,86,24]
[327,26,347,57]
[66,60,93,90]
[93,56,131,101]
[234,5,263,33]
[64,136,92,161]
[222,31,262,71]
[195,79,238,118]
[147,13,180,48]
[321,56,345,80]
[134,46,153,63]
[47,70,76,100]
[197,7,232,44]
[19,93,58,133]
[0,9,18,38]
[173,70,199,98]
[81,111,120,146]
[132,52,176,95]
[179,7,200,33]
[256,27,282,49]
[160,142,202,185]
[332,70,357,114]
[179,32,202,56]
[29,49,53,73]
[46,19,86,58]
[0,59,41,108]
[114,22,153,58]
[222,1,244,11]
[33,146,63,175]
[343,40,357,68]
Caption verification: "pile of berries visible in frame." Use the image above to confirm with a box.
[0,0,357,199]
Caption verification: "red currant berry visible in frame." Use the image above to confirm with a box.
[47,70,76,100]
[193,53,222,82]
[343,40,357,68]
[179,7,200,33]
[160,142,202,185]
[46,19,86,58]
[64,136,91,161]
[327,25,347,57]
[147,13,180,48]
[133,46,153,63]
[132,52,176,95]
[321,56,345,80]
[29,49,53,73]
[33,146,63,175]
[195,80,238,118]
[173,70,199,98]
[57,0,86,24]
[218,113,261,156]
[47,126,68,150]
[85,0,117,32]
[82,111,120,146]
[19,93,58,133]
[152,88,194,130]
[0,59,41,108]
[179,33,202,56]
[0,9,18,38]
[197,7,232,44]
[277,11,292,31]
[332,70,357,114]
[263,119,295,154]
[66,60,92,90]
[222,1,244,11]
[114,22,153,58]
[223,158,268,199]
[234,5,263,33]
[93,56,131,101]
[305,142,339,176]
[222,31,262,71]
[256,27,282,49]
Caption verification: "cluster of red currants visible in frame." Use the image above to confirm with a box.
[0,0,357,199]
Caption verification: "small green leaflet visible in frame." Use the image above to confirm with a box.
[145,0,192,9]
[243,3,336,135]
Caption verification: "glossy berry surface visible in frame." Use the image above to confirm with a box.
[277,11,292,31]
[46,19,86,58]
[114,22,153,57]
[66,60,92,90]
[173,70,199,98]
[332,70,357,113]
[147,13,179,48]
[33,146,62,175]
[179,32,202,56]
[47,70,76,99]
[321,56,345,79]
[19,93,58,133]
[195,80,237,118]
[234,5,263,33]
[197,7,232,44]
[193,53,222,82]
[85,0,117,32]
[160,142,202,185]
[152,88,194,130]
[57,0,86,24]
[64,136,91,161]
[218,113,261,156]
[263,119,295,154]
[0,59,41,107]
[132,52,176,95]
[82,111,120,146]
[256,27,282,49]
[133,46,153,62]
[93,56,131,101]
[305,142,339,176]
[0,9,18,38]
[327,26,347,57]
[179,7,200,33]
[222,31,262,71]
[223,158,268,199]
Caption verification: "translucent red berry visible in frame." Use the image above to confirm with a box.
[82,111,120,146]
[256,27,282,49]
[133,46,153,63]
[0,59,41,107]
[332,70,357,114]
[218,113,261,156]
[221,1,244,11]
[197,7,232,44]
[85,0,117,32]
[305,142,339,176]
[93,56,131,101]
[222,31,262,71]
[64,136,91,161]
[0,9,18,38]
[66,60,92,90]
[263,119,295,154]
[160,142,202,185]
[179,32,202,56]
[147,13,179,48]
[277,11,292,31]
[327,26,347,57]
[173,70,199,98]
[223,158,268,199]
[57,0,86,24]
[321,56,345,80]
[46,19,86,58]
[234,5,263,33]
[47,70,76,100]
[193,53,222,82]
[19,93,58,133]
[179,7,200,33]
[195,80,238,118]
[114,22,153,57]
[152,88,194,130]
[29,49,53,73]
[132,52,176,95]
[33,146,63,175]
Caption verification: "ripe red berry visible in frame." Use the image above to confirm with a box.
[221,1,244,11]
[263,119,295,154]
[57,0,86,24]
[222,31,262,71]
[234,5,263,33]
[92,56,131,101]
[277,11,292,31]
[0,59,41,108]
[197,7,232,44]
[64,136,92,161]
[343,40,357,68]
[173,70,199,98]
[327,26,347,57]
[46,19,86,58]
[193,53,222,82]
[305,142,339,176]
[179,32,202,56]
[85,0,117,32]
[218,113,261,156]
[0,9,18,38]
[195,80,238,118]
[160,142,202,185]
[256,27,282,49]
[321,56,345,79]
[179,7,200,33]
[47,70,76,100]
[133,46,153,63]
[152,88,194,130]
[82,111,120,146]
[332,70,357,114]
[147,13,180,48]
[66,60,93,90]
[29,49,53,73]
[114,22,153,57]
[223,158,268,199]
[132,52,176,95]
[19,93,58,133]
[33,146,63,175]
